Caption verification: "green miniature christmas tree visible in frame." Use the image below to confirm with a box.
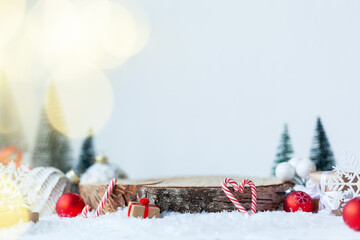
[76,129,95,175]
[31,82,73,173]
[310,117,336,171]
[272,124,294,176]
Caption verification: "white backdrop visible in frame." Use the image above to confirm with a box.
[14,0,360,178]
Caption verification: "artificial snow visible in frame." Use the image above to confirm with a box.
[1,208,359,240]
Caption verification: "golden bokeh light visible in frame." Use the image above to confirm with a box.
[45,64,114,138]
[0,0,151,151]
[1,12,42,84]
[123,2,152,58]
[32,0,150,70]
[39,0,98,68]
[0,0,26,49]
[92,0,151,69]
[97,2,138,59]
[0,0,151,85]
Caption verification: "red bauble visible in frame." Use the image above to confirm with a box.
[56,193,85,218]
[283,191,313,212]
[343,197,360,231]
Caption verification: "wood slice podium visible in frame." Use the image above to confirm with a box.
[79,176,294,214]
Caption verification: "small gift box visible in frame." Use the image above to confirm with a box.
[128,198,160,219]
[307,171,358,216]
[308,171,342,215]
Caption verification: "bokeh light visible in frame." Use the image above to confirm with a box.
[31,0,151,70]
[92,0,151,69]
[0,0,26,49]
[45,64,114,138]
[0,0,34,84]
[0,0,151,79]
[97,2,138,59]
[40,0,98,68]
[0,0,150,149]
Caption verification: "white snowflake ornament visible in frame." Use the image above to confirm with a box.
[0,162,33,210]
[328,153,360,209]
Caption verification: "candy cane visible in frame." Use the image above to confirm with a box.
[81,205,91,218]
[94,178,117,218]
[238,179,257,214]
[221,178,257,215]
[81,178,117,218]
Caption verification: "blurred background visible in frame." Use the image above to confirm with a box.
[1,0,360,179]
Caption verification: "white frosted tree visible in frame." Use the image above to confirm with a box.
[31,82,72,173]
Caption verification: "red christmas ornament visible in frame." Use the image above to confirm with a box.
[283,191,313,212]
[343,197,360,231]
[56,193,85,218]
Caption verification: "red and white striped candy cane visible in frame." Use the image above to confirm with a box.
[93,178,117,218]
[238,179,257,214]
[81,205,91,218]
[221,178,257,215]
[81,178,117,218]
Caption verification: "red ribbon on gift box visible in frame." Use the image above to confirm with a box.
[128,198,158,218]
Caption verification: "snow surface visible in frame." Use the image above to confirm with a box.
[1,208,359,240]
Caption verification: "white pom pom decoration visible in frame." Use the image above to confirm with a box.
[288,157,301,168]
[296,159,316,179]
[275,162,295,181]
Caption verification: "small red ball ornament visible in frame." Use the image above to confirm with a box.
[140,198,150,205]
[343,197,360,231]
[56,193,85,218]
[283,191,313,212]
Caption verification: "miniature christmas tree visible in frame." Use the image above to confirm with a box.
[310,117,336,171]
[31,82,72,173]
[272,124,294,176]
[76,129,95,175]
[0,70,27,151]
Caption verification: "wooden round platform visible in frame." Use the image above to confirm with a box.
[79,176,294,214]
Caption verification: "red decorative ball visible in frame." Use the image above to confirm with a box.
[283,191,313,212]
[343,197,360,231]
[56,193,85,218]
